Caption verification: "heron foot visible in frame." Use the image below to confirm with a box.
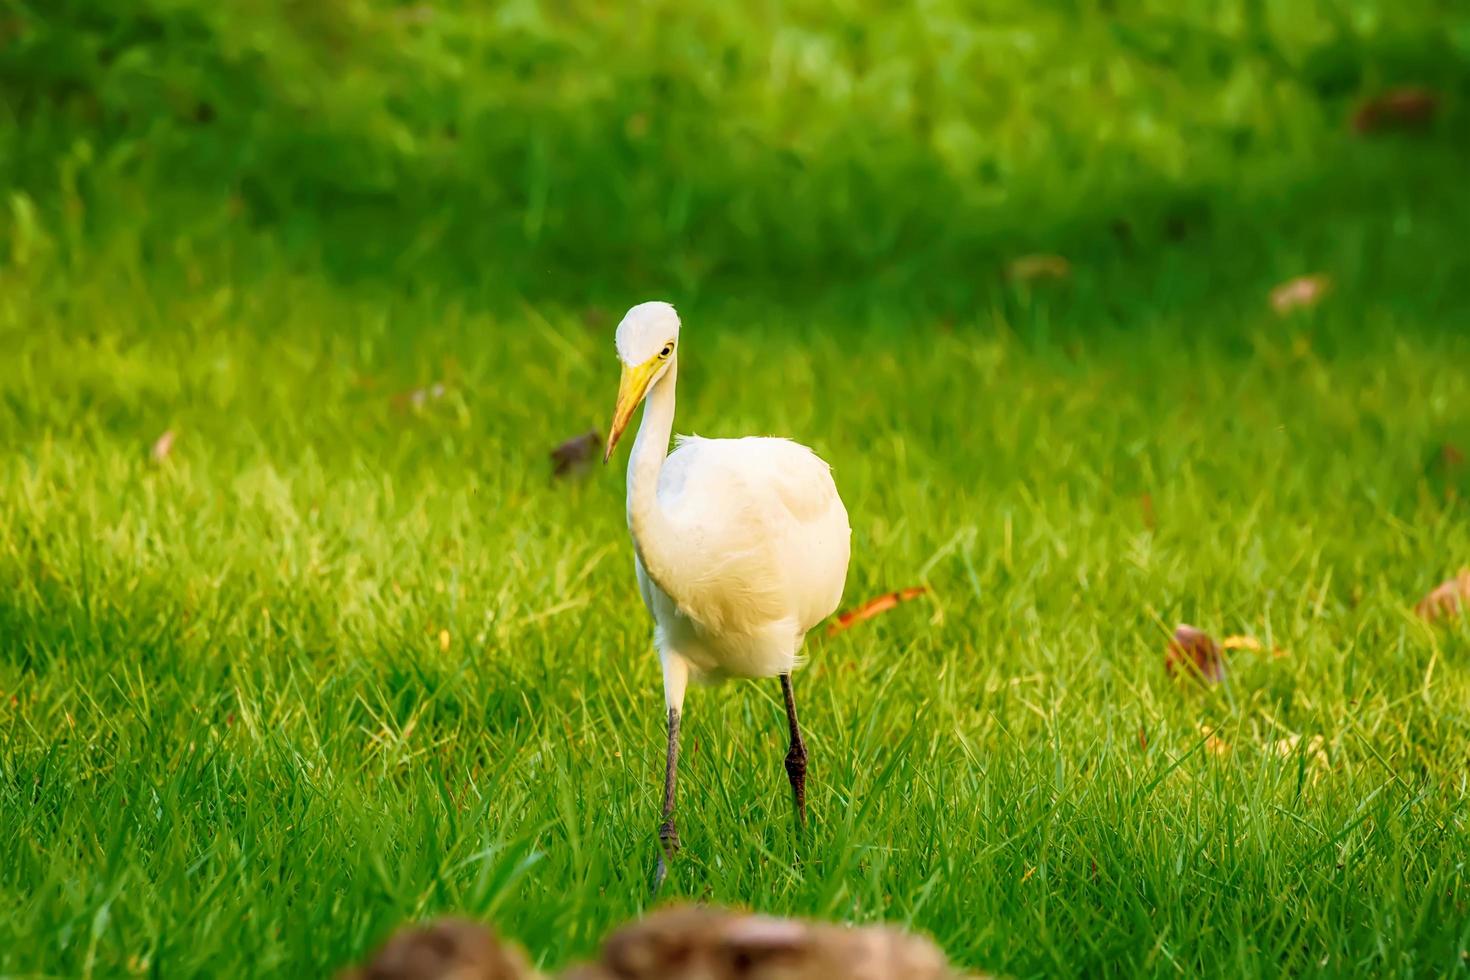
[652,816,680,892]
[784,742,808,828]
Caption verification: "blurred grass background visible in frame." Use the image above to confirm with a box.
[3,2,1470,978]
[4,0,1469,303]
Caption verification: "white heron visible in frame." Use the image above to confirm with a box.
[602,301,851,888]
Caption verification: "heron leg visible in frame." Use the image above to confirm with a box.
[652,706,681,890]
[653,653,688,892]
[780,673,808,828]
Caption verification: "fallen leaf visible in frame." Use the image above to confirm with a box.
[1270,274,1332,314]
[1199,724,1230,757]
[1352,87,1438,134]
[828,586,928,636]
[550,430,600,479]
[150,429,176,462]
[1220,634,1291,659]
[1166,624,1226,684]
[1273,733,1329,769]
[1006,253,1071,282]
[1415,568,1470,622]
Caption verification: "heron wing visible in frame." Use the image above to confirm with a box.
[657,436,851,636]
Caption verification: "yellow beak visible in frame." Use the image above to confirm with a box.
[604,357,662,462]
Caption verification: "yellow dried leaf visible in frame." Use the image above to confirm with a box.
[1200,724,1230,757]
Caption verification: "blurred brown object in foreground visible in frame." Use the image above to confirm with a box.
[340,918,537,980]
[1415,568,1470,622]
[564,904,969,980]
[341,906,975,980]
[1352,87,1438,134]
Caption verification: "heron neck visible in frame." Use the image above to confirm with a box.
[626,359,684,600]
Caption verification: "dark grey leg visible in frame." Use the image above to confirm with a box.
[652,706,681,891]
[780,673,807,827]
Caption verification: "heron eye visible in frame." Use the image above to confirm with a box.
[660,344,673,358]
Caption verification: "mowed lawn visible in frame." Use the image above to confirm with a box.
[3,3,1470,968]
[4,173,1470,978]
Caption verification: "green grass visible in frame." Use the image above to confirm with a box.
[5,205,1470,976]
[4,1,1470,977]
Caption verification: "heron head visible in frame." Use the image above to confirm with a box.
[605,301,680,462]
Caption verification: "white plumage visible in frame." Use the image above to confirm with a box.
[602,300,850,887]
[637,434,850,683]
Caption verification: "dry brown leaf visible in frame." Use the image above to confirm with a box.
[550,430,600,480]
[339,918,537,980]
[1352,87,1438,134]
[1415,568,1470,622]
[1165,624,1226,684]
[1270,274,1332,314]
[828,586,928,636]
[1006,254,1071,282]
[150,429,176,462]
